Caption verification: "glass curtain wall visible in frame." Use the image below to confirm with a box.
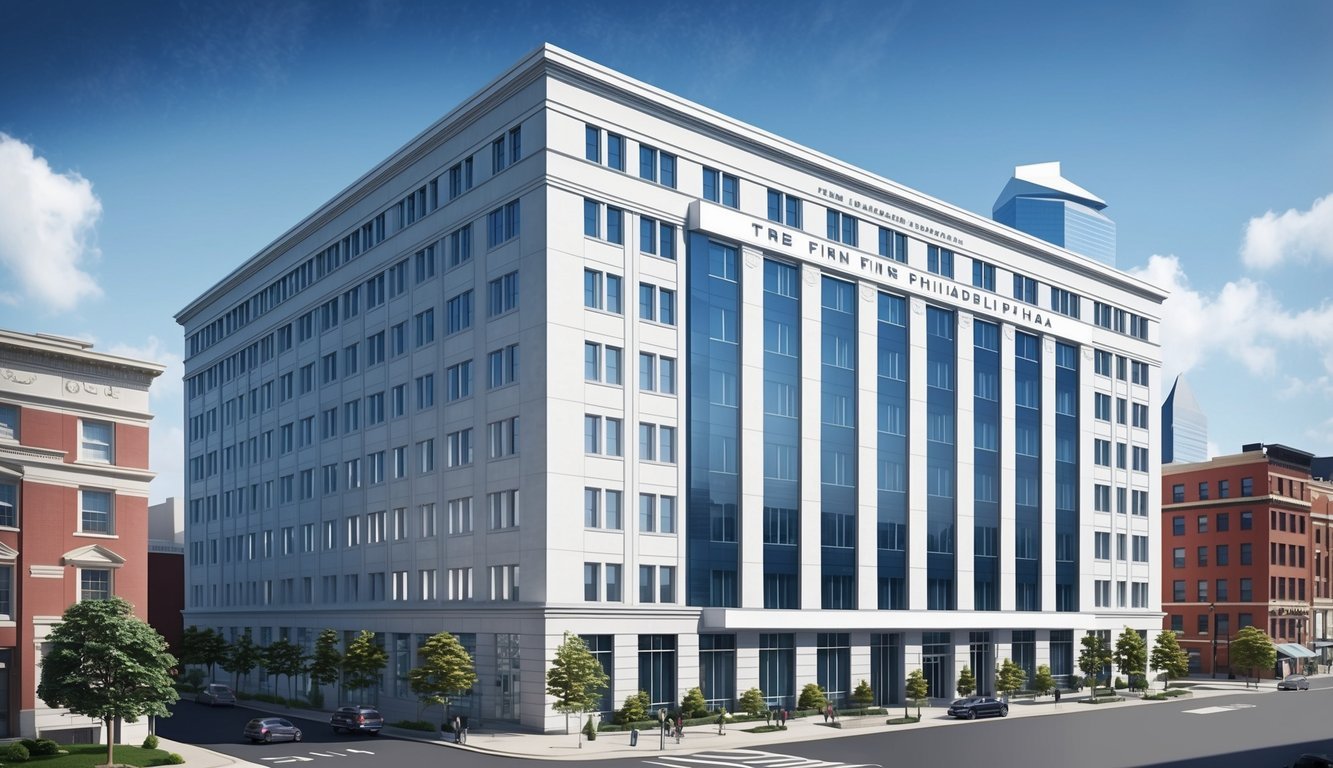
[973,320,1000,611]
[1014,332,1042,610]
[925,306,956,609]
[877,293,908,609]
[1055,342,1080,611]
[763,259,801,608]
[820,277,857,609]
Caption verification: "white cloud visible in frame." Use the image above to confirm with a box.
[149,424,185,506]
[0,134,103,311]
[1241,194,1333,269]
[1130,254,1333,390]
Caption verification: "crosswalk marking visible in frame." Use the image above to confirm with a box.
[645,749,881,768]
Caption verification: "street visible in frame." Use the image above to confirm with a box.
[158,682,1333,768]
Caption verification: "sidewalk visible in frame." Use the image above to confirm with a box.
[181,675,1286,764]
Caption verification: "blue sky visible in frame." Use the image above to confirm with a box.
[1,0,1331,502]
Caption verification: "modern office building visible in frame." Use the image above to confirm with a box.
[1162,443,1320,677]
[993,162,1117,267]
[177,44,1166,731]
[0,329,163,741]
[1162,374,1208,464]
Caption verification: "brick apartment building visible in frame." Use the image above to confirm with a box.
[1162,443,1324,678]
[0,330,163,741]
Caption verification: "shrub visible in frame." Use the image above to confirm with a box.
[391,720,435,731]
[1113,676,1127,690]
[582,715,597,741]
[738,687,767,719]
[851,680,875,707]
[28,740,58,757]
[1,742,31,762]
[166,753,186,765]
[681,686,709,718]
[797,683,827,711]
[143,734,160,750]
[616,690,651,724]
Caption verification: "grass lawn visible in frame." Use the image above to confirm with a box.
[22,744,177,768]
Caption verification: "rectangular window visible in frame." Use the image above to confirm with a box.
[80,568,111,601]
[703,167,739,208]
[446,290,473,334]
[971,260,996,291]
[488,344,519,388]
[927,246,954,278]
[488,271,519,317]
[826,210,859,246]
[1050,287,1080,317]
[488,489,520,530]
[81,420,114,463]
[80,489,114,534]
[585,125,600,162]
[639,218,676,260]
[767,190,803,228]
[607,133,624,171]
[487,199,520,247]
[878,227,907,262]
[584,269,624,313]
[1013,274,1038,304]
[446,361,473,401]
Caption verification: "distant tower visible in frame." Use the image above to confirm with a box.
[993,162,1116,266]
[1162,374,1209,463]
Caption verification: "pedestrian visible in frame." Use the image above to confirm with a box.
[824,703,832,723]
[717,711,725,734]
[460,715,469,745]
[675,714,683,742]
[452,716,461,743]
[780,708,787,728]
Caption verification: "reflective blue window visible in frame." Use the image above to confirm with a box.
[878,227,907,262]
[1055,341,1079,611]
[607,133,624,171]
[877,292,908,609]
[926,306,955,609]
[763,259,801,609]
[927,246,954,278]
[821,276,857,609]
[584,125,600,162]
[1014,331,1041,610]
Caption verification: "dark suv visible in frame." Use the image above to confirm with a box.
[330,706,384,735]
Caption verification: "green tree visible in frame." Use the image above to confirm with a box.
[1150,629,1189,689]
[739,687,767,718]
[309,629,343,704]
[904,669,929,718]
[797,682,827,711]
[409,632,477,725]
[1032,664,1054,697]
[680,686,708,718]
[180,625,227,683]
[618,690,651,724]
[545,631,609,747]
[342,630,388,704]
[263,637,308,704]
[851,679,874,708]
[221,633,260,693]
[37,597,179,768]
[1113,626,1148,692]
[1230,625,1277,688]
[956,666,976,698]
[1079,633,1113,693]
[996,658,1026,699]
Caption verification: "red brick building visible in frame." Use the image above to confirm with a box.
[1162,443,1319,679]
[0,330,163,741]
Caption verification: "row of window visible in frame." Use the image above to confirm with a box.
[1169,577,1256,603]
[1092,485,1151,515]
[583,416,677,463]
[1169,477,1256,503]
[190,339,520,449]
[584,562,677,603]
[1170,510,1256,534]
[1171,543,1255,567]
[1091,580,1151,608]
[1092,439,1152,472]
[584,487,677,534]
[1092,393,1150,427]
[190,563,520,608]
[187,197,521,401]
[1092,532,1150,562]
[0,484,115,533]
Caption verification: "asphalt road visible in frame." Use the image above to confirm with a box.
[159,682,1333,768]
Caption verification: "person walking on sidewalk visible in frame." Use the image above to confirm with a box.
[451,716,461,744]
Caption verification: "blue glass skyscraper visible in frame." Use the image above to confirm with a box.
[993,162,1116,267]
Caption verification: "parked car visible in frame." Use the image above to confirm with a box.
[196,683,236,706]
[947,696,1009,719]
[330,706,384,735]
[1292,755,1333,768]
[1278,674,1310,691]
[244,717,303,743]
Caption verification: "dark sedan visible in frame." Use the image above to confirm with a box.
[947,696,1009,719]
[1278,674,1310,691]
[244,717,303,743]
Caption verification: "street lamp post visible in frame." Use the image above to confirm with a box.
[658,707,666,751]
[1210,602,1218,679]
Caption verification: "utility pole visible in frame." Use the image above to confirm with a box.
[1210,602,1218,679]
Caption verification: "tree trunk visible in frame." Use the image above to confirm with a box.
[104,717,115,767]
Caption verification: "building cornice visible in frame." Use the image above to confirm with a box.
[0,332,163,385]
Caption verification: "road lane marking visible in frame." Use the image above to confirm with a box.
[645,749,882,768]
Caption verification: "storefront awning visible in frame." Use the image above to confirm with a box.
[1276,642,1318,658]
[1313,640,1333,649]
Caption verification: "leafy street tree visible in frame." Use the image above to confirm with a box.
[1079,633,1113,692]
[221,633,260,693]
[264,637,308,704]
[409,632,477,725]
[996,658,1026,700]
[1150,629,1190,689]
[545,631,609,747]
[1230,625,1277,688]
[680,686,708,717]
[956,666,976,698]
[740,686,768,718]
[37,597,179,767]
[1032,664,1055,697]
[342,631,389,704]
[309,629,343,705]
[797,682,827,711]
[851,679,875,708]
[905,669,929,719]
[1114,626,1148,692]
[181,625,227,683]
